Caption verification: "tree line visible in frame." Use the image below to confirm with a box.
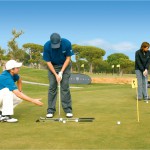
[0,29,134,74]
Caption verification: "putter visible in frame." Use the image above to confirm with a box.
[58,82,61,116]
[145,76,149,103]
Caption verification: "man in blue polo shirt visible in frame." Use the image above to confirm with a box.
[43,33,74,118]
[0,60,43,123]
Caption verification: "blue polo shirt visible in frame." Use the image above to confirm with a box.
[43,38,74,66]
[0,70,20,91]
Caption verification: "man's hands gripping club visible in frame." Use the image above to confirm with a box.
[56,71,63,83]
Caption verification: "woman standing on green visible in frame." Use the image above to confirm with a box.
[135,42,150,101]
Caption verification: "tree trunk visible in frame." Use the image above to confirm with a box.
[89,63,93,73]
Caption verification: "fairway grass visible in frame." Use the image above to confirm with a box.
[1,83,150,149]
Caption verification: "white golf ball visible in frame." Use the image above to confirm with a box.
[117,121,121,125]
[63,120,66,123]
[75,119,78,122]
[59,118,63,121]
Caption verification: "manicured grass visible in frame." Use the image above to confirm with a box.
[0,66,150,149]
[1,82,150,149]
[19,66,49,84]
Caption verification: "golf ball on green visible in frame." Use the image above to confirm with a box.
[75,119,78,122]
[117,121,121,125]
[59,118,63,121]
[63,120,66,123]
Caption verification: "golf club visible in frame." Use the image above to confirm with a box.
[58,82,61,116]
[145,76,149,103]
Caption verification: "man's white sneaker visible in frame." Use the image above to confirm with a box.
[6,118,18,123]
[46,113,53,118]
[66,113,73,118]
[0,116,18,123]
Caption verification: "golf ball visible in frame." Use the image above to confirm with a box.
[75,119,78,122]
[117,121,121,125]
[146,101,149,103]
[59,118,63,121]
[63,120,66,123]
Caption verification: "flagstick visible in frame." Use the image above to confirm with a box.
[136,87,140,122]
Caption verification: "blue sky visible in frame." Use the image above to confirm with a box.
[0,1,150,61]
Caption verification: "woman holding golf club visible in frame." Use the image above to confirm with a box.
[43,33,74,118]
[135,42,150,101]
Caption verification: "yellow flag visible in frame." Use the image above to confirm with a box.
[81,64,84,67]
[132,78,138,88]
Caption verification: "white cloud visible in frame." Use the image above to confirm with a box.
[81,39,106,46]
[79,38,137,52]
[80,39,111,50]
[112,42,137,51]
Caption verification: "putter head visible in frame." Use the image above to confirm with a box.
[36,119,40,122]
